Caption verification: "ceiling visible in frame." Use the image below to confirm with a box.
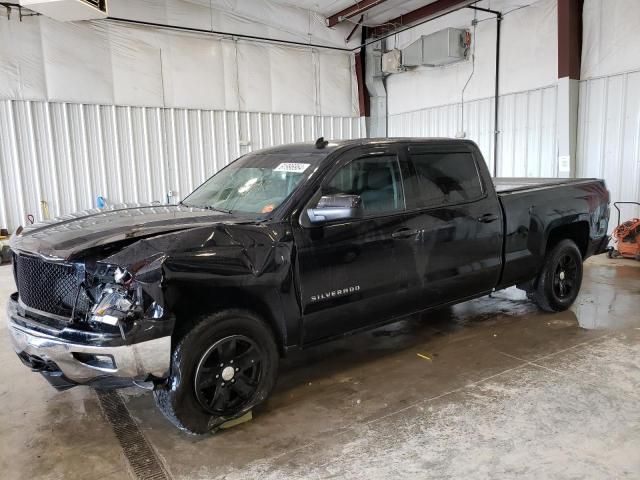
[271,0,536,28]
[268,0,445,22]
[270,1,365,17]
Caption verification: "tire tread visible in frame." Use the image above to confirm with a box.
[153,308,278,434]
[531,239,583,312]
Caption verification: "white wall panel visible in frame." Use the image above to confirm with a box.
[389,85,558,178]
[0,15,46,100]
[0,99,365,232]
[578,72,640,224]
[104,0,360,49]
[0,14,359,117]
[387,0,557,115]
[498,86,558,177]
[582,0,640,80]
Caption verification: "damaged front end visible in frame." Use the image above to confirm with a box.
[83,260,170,342]
[7,251,174,391]
[7,202,293,393]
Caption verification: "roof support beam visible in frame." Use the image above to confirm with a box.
[369,0,477,37]
[558,0,583,80]
[556,0,583,177]
[326,0,387,28]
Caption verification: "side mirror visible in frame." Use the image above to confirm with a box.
[307,194,363,224]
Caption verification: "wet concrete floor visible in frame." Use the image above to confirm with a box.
[0,256,639,479]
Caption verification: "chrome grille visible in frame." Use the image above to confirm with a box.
[14,253,91,318]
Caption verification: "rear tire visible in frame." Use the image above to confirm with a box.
[154,309,279,434]
[530,239,583,312]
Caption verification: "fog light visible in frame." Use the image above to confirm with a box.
[72,352,116,370]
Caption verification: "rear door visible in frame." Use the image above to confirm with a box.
[401,143,503,309]
[294,145,416,344]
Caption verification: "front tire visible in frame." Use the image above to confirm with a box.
[154,309,279,434]
[530,239,583,312]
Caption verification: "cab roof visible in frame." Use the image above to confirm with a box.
[255,137,477,156]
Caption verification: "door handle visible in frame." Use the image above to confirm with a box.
[392,227,418,239]
[477,213,499,223]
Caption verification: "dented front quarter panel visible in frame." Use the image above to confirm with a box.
[101,222,298,349]
[9,203,300,350]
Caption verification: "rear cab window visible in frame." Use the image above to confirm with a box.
[405,146,484,209]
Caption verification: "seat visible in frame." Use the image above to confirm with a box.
[359,166,397,212]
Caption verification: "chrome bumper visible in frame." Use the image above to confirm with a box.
[7,298,170,386]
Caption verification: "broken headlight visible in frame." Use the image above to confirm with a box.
[87,263,164,338]
[113,267,132,285]
[91,287,137,327]
[90,284,142,339]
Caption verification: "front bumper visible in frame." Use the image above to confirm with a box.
[7,296,170,389]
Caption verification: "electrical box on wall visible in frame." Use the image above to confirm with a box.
[382,49,403,74]
[19,0,107,21]
[403,28,467,67]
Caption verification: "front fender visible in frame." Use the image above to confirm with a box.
[100,222,298,351]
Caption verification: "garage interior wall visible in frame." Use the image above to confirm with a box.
[387,0,559,177]
[386,0,640,224]
[0,0,363,231]
[578,0,640,222]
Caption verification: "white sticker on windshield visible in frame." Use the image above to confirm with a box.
[274,162,310,173]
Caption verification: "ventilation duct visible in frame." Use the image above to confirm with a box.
[402,28,467,67]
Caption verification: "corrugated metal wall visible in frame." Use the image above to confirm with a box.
[0,100,365,231]
[388,96,495,169]
[388,85,558,177]
[578,71,640,223]
[8,77,640,234]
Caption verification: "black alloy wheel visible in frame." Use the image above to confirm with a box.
[552,254,578,299]
[194,335,263,415]
[153,309,279,434]
[530,239,583,312]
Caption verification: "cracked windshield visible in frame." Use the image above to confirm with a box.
[183,152,325,214]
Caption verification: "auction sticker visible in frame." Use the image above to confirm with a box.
[274,162,310,173]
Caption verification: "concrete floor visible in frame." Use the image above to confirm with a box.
[1,256,639,479]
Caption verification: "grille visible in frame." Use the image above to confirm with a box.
[14,254,91,318]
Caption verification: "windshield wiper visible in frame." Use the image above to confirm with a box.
[198,204,233,214]
[181,201,233,214]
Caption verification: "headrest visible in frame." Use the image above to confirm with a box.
[366,167,392,189]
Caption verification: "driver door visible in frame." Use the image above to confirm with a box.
[293,145,415,345]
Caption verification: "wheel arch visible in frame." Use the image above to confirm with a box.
[545,220,590,259]
[166,283,288,356]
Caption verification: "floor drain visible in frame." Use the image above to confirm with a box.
[97,390,170,480]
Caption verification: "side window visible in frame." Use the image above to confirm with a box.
[322,155,405,215]
[410,151,483,207]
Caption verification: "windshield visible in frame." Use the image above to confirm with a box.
[182,152,326,214]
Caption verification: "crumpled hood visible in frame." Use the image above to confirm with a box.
[10,203,248,260]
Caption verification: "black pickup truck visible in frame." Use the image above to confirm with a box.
[7,138,610,433]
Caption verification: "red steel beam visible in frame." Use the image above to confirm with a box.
[354,50,370,116]
[369,0,477,37]
[557,0,583,79]
[326,0,388,28]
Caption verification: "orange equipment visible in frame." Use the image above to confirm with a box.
[608,202,640,260]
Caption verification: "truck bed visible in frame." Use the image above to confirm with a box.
[494,176,609,289]
[493,177,599,194]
